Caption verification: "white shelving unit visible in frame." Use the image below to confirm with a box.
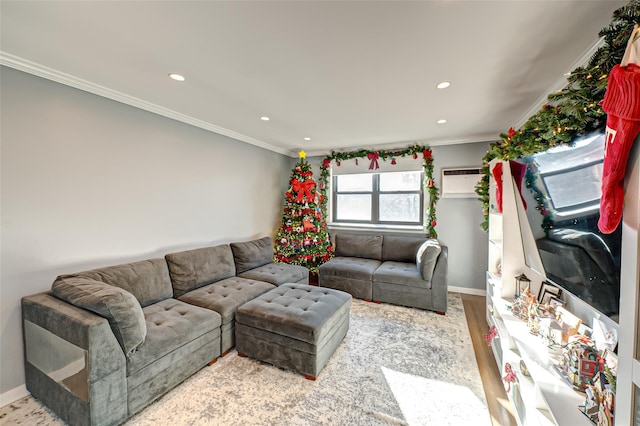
[485,160,592,426]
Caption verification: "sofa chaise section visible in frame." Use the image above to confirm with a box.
[165,237,309,355]
[23,258,222,426]
[230,236,309,285]
[166,243,275,355]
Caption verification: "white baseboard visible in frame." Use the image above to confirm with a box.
[0,384,29,408]
[449,286,486,296]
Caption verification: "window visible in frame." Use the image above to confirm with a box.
[533,133,604,216]
[332,171,423,226]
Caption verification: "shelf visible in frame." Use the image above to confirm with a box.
[490,295,592,426]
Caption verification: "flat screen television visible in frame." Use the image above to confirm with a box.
[518,131,622,322]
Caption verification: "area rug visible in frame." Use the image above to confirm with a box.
[0,294,491,425]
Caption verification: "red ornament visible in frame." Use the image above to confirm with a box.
[431,220,437,227]
[322,159,331,168]
[391,158,397,165]
[541,209,549,216]
[336,161,341,166]
[413,153,418,159]
[423,149,432,160]
[427,179,434,188]
[508,127,516,139]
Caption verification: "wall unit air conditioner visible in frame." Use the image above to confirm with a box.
[441,167,482,198]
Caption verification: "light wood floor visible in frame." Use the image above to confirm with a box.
[461,293,518,426]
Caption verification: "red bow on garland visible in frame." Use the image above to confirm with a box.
[367,152,380,170]
[291,178,316,202]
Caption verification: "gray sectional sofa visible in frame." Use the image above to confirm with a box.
[318,233,448,313]
[21,236,308,426]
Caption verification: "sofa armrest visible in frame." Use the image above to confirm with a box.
[430,246,449,312]
[22,292,128,426]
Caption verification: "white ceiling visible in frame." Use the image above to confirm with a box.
[0,1,626,157]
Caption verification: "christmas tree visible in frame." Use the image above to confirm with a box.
[274,150,333,272]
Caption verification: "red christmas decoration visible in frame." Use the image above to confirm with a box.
[507,127,516,139]
[391,158,397,165]
[367,151,380,170]
[423,149,432,160]
[291,178,316,202]
[483,325,498,346]
[503,363,517,392]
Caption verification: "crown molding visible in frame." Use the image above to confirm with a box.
[0,52,290,156]
[514,37,605,130]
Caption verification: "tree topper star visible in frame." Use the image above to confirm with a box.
[298,150,307,159]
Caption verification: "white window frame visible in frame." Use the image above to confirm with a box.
[331,171,424,227]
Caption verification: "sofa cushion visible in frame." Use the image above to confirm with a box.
[52,275,147,357]
[165,245,236,298]
[373,262,431,288]
[230,237,273,274]
[318,257,381,281]
[382,236,426,262]
[334,234,383,260]
[73,259,173,308]
[416,239,442,282]
[178,277,275,324]
[127,298,221,375]
[238,263,308,286]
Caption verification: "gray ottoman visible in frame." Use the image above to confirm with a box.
[235,283,352,380]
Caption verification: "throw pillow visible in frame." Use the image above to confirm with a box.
[416,239,442,282]
[52,275,147,357]
[230,236,273,274]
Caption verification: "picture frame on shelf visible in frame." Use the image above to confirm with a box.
[549,297,564,310]
[539,282,562,305]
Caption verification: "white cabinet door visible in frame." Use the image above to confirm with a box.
[616,142,640,424]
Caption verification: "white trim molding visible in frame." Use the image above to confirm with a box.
[448,286,486,297]
[0,52,290,157]
[0,385,29,408]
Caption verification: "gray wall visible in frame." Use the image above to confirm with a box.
[308,141,491,293]
[431,143,490,292]
[0,67,292,395]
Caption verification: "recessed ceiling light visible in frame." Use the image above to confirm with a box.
[437,119,447,124]
[436,81,451,89]
[304,137,311,141]
[169,73,185,82]
[260,116,270,121]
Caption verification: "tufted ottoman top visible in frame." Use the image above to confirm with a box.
[236,283,351,345]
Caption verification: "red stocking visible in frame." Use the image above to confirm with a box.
[599,63,640,234]
[492,162,504,213]
[510,161,528,211]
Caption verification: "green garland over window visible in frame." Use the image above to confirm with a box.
[474,2,640,231]
[319,145,439,238]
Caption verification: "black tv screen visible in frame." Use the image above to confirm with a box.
[518,131,621,321]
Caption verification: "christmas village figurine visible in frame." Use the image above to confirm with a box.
[509,285,537,322]
[581,366,616,426]
[562,335,600,391]
[503,362,517,392]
